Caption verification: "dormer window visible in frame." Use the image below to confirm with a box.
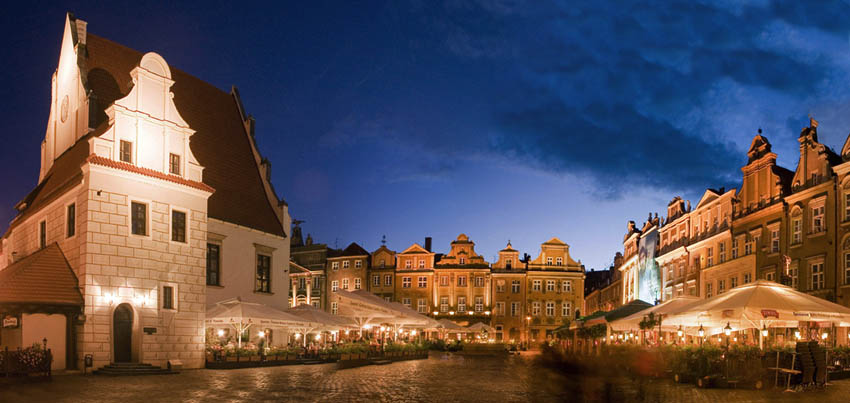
[120,140,133,163]
[169,153,181,175]
[459,257,466,265]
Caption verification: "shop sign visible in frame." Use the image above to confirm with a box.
[2,315,19,328]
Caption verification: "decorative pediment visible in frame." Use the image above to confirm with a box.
[747,131,772,163]
[399,243,430,255]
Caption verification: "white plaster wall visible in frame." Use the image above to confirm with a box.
[206,218,290,311]
[22,314,66,370]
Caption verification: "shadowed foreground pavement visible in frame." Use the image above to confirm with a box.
[2,353,849,402]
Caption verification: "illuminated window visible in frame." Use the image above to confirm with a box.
[458,296,466,312]
[373,275,380,286]
[545,301,555,316]
[171,210,186,243]
[131,202,147,236]
[169,153,180,175]
[811,262,824,290]
[511,302,520,317]
[402,298,411,308]
[457,276,467,286]
[532,301,541,316]
[441,297,449,312]
[120,140,132,163]
[475,296,483,312]
[331,302,338,315]
[66,203,75,238]
[812,205,825,233]
[355,260,362,269]
[562,301,571,317]
[417,276,427,288]
[206,243,220,286]
[384,274,392,286]
[342,278,349,290]
[255,254,271,293]
[402,277,411,288]
[417,299,427,313]
[532,280,541,291]
[354,278,361,290]
[332,280,339,292]
[332,261,339,270]
[343,261,350,269]
[511,280,520,293]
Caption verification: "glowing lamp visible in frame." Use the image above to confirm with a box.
[761,325,768,337]
[821,332,828,340]
[677,325,683,338]
[344,330,350,335]
[258,331,265,338]
[467,311,474,316]
[295,333,301,339]
[733,337,737,342]
[411,330,417,336]
[217,329,225,337]
[380,326,386,332]
[484,311,491,315]
[724,322,732,336]
[698,325,704,338]
[449,311,455,316]
[526,316,531,321]
[363,324,372,330]
[315,334,321,341]
[794,331,801,340]
[433,311,439,315]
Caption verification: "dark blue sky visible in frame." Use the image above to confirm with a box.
[3,1,850,269]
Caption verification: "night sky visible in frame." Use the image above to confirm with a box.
[3,1,850,270]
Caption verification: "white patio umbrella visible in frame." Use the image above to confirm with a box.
[286,303,358,345]
[206,297,316,347]
[662,280,850,348]
[466,322,494,333]
[609,296,700,332]
[333,290,407,336]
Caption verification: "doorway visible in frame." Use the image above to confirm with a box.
[113,304,133,363]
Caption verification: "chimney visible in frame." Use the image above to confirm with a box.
[424,237,432,252]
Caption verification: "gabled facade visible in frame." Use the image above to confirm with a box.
[490,242,525,342]
[434,234,491,319]
[368,245,396,302]
[394,243,435,314]
[525,238,584,341]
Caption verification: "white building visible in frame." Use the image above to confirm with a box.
[0,13,290,370]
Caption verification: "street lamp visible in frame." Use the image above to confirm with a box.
[258,331,265,338]
[217,329,225,337]
[724,322,732,350]
[676,325,683,344]
[761,324,768,337]
[794,330,801,340]
[698,325,704,346]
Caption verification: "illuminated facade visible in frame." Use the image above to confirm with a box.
[433,234,492,320]
[657,197,694,300]
[490,242,526,342]
[525,238,584,342]
[392,243,435,314]
[0,14,290,370]
[368,245,397,302]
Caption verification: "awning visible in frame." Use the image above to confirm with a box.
[609,296,700,331]
[466,322,494,333]
[437,319,470,333]
[574,300,652,328]
[286,303,357,331]
[206,298,315,328]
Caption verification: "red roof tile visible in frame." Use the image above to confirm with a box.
[0,243,83,306]
[87,154,214,193]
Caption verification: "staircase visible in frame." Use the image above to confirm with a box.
[94,362,178,376]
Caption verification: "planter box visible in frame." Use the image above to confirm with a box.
[341,353,351,361]
[226,355,238,362]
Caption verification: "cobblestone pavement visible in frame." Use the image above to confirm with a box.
[2,352,850,402]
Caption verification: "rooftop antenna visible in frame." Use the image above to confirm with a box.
[381,235,387,246]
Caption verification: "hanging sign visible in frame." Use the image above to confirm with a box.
[2,315,19,328]
[761,309,778,319]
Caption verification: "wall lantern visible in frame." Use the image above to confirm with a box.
[724,322,732,336]
[698,325,704,338]
[449,311,455,316]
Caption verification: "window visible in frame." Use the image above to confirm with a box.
[440,297,449,313]
[705,283,712,298]
[812,205,825,233]
[331,280,339,292]
[66,203,75,238]
[719,242,726,263]
[718,279,726,293]
[706,247,713,267]
[343,261,350,269]
[532,280,542,292]
[546,257,553,265]
[562,301,571,317]
[162,286,174,310]
[312,301,320,309]
[475,296,483,313]
[169,153,180,175]
[418,259,425,269]
[495,302,505,316]
[789,261,799,289]
[766,272,775,282]
[299,278,306,290]
[511,280,521,293]
[811,262,824,290]
[331,302,338,315]
[845,192,850,221]
[417,276,427,288]
[354,278,361,290]
[342,278,349,290]
[562,280,571,292]
[474,277,484,287]
[845,253,850,285]
[511,302,520,317]
[402,298,411,308]
[131,202,147,236]
[744,240,752,256]
[730,276,738,289]
[457,276,467,286]
[384,274,392,286]
[459,257,465,265]
[556,257,563,265]
[332,261,339,270]
[744,273,752,284]
[402,277,411,288]
[206,243,220,286]
[380,260,386,268]
[171,210,186,243]
[792,217,802,244]
[532,301,541,316]
[496,280,505,293]
[417,299,427,313]
[405,260,412,269]
[39,220,46,249]
[255,254,271,293]
[546,280,556,292]
[506,259,512,269]
[458,296,467,312]
[120,140,132,163]
[731,238,738,259]
[440,276,449,286]
[545,301,555,316]
[770,229,780,253]
[373,275,380,286]
[355,260,362,269]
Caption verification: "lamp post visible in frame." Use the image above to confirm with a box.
[525,316,532,348]
[760,324,768,350]
[698,324,704,346]
[676,325,683,345]
[724,322,732,351]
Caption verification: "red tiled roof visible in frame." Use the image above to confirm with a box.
[87,155,214,193]
[0,243,83,306]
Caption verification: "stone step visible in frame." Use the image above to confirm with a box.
[94,362,178,376]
